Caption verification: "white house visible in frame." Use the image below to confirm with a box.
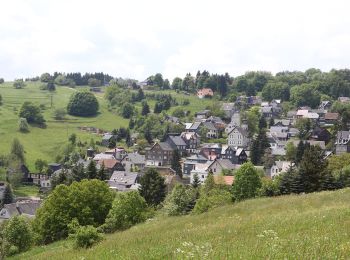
[227,126,250,148]
[270,161,294,178]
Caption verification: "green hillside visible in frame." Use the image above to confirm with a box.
[13,189,350,259]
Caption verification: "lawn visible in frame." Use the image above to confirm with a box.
[13,185,39,197]
[0,82,128,170]
[12,188,350,259]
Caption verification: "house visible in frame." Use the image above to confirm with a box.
[166,134,187,155]
[270,161,294,178]
[189,161,213,184]
[200,143,222,161]
[93,153,115,162]
[335,131,350,155]
[40,179,51,189]
[0,200,41,220]
[247,96,262,106]
[260,106,274,118]
[310,126,331,144]
[181,132,200,153]
[227,126,250,148]
[319,101,332,110]
[208,159,237,175]
[164,115,181,124]
[145,142,174,166]
[97,159,120,175]
[324,112,339,125]
[206,116,226,130]
[202,121,219,139]
[195,110,211,119]
[338,97,350,103]
[47,163,61,173]
[273,119,292,127]
[292,140,326,150]
[101,133,114,147]
[222,103,235,118]
[270,125,289,140]
[221,146,247,164]
[186,121,202,133]
[120,152,146,172]
[108,171,139,191]
[183,155,208,175]
[197,88,214,98]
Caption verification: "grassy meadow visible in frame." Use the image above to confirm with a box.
[13,188,350,259]
[0,83,212,171]
[0,82,128,170]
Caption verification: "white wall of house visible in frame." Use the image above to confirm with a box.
[228,129,249,148]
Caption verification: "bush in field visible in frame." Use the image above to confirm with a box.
[164,184,197,216]
[102,191,149,233]
[71,225,102,249]
[67,91,99,117]
[19,102,45,125]
[33,180,113,243]
[18,118,29,132]
[3,216,33,255]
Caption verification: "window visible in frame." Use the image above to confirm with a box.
[164,156,167,159]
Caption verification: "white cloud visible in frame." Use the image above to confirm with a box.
[0,0,350,80]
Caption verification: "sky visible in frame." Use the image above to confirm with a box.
[1,0,350,81]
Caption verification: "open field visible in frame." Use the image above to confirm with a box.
[0,83,213,170]
[0,82,128,170]
[13,188,350,259]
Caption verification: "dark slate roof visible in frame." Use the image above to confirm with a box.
[123,153,145,164]
[202,121,217,131]
[228,126,248,136]
[158,142,174,151]
[168,135,187,146]
[1,201,41,218]
[186,154,208,161]
[102,134,114,140]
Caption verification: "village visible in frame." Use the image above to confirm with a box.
[1,86,348,221]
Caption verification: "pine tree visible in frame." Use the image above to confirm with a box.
[129,118,135,129]
[154,102,162,113]
[3,184,14,204]
[279,169,293,195]
[290,170,304,194]
[125,129,132,147]
[250,139,260,165]
[141,101,150,116]
[192,173,200,188]
[258,116,267,129]
[144,128,153,144]
[321,171,338,191]
[71,163,86,182]
[87,160,97,179]
[97,162,107,180]
[202,171,215,195]
[269,117,275,127]
[171,150,182,178]
[298,145,328,193]
[139,168,166,206]
[295,141,305,164]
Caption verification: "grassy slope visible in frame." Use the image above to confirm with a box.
[0,82,128,170]
[14,189,350,259]
[0,84,212,170]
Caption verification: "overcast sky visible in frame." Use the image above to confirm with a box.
[1,0,350,81]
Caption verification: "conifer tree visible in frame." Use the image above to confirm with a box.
[269,117,274,127]
[321,172,338,191]
[295,141,305,164]
[71,163,86,182]
[3,183,14,204]
[125,129,132,147]
[141,101,150,116]
[97,162,107,181]
[289,170,304,194]
[258,116,267,129]
[87,160,97,179]
[298,145,328,193]
[171,150,182,178]
[139,168,166,206]
[192,173,200,188]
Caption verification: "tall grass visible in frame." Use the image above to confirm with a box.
[13,188,350,259]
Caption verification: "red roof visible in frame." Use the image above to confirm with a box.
[197,88,214,97]
[214,176,234,185]
[98,159,119,169]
